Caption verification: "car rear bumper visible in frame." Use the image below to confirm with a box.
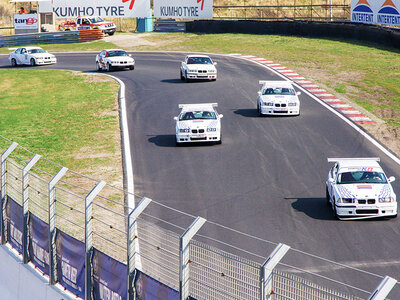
[335,204,397,220]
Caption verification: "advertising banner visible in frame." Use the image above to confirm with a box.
[154,0,213,19]
[135,270,179,300]
[29,213,50,276]
[92,248,127,300]
[56,230,85,299]
[6,196,23,254]
[14,14,39,29]
[52,0,150,18]
[351,0,400,26]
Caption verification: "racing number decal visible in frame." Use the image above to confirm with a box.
[361,167,373,171]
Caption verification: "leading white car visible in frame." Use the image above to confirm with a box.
[174,103,223,145]
[326,157,397,220]
[9,47,57,66]
[96,49,135,72]
[180,55,217,82]
[257,81,301,116]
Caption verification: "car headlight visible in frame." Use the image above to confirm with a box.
[209,70,215,73]
[188,69,197,73]
[179,128,190,133]
[341,198,353,203]
[379,197,394,203]
[288,102,297,107]
[207,128,217,132]
[263,102,274,106]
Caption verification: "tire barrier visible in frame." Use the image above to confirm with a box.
[79,29,104,42]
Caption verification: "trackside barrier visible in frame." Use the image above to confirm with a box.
[0,30,104,47]
[154,19,187,32]
[0,137,398,300]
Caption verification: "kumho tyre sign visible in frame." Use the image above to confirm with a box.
[53,0,150,18]
[154,0,213,19]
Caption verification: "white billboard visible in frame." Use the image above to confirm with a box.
[14,14,39,29]
[52,0,150,18]
[154,0,213,19]
[351,0,400,26]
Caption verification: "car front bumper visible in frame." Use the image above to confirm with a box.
[36,58,57,65]
[187,73,217,80]
[102,27,116,34]
[335,203,397,220]
[110,62,135,68]
[176,132,221,143]
[260,106,299,116]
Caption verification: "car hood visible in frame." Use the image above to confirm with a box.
[337,183,394,199]
[32,53,55,58]
[106,56,134,62]
[187,64,216,71]
[177,119,218,129]
[259,95,298,103]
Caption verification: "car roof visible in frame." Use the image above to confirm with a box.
[23,47,44,50]
[179,103,217,112]
[337,160,382,170]
[259,80,294,89]
[187,55,211,58]
[103,49,124,52]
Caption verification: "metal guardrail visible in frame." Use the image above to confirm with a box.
[0,31,80,47]
[154,19,187,32]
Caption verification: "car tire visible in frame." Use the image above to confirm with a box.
[30,58,36,66]
[129,65,135,70]
[176,140,182,147]
[108,32,115,36]
[326,188,330,205]
[257,102,263,117]
[332,200,339,219]
[11,58,17,67]
[106,63,112,72]
[216,135,222,145]
[184,71,189,83]
[96,62,101,71]
[180,70,184,81]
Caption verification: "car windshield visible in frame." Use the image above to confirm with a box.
[107,50,128,57]
[179,110,216,120]
[28,49,46,54]
[337,171,387,184]
[263,87,295,95]
[89,17,104,23]
[187,57,213,65]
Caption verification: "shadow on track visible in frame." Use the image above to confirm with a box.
[233,108,259,118]
[288,197,336,221]
[148,135,220,147]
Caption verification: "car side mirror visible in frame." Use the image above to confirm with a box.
[328,178,335,183]
[213,62,217,66]
[173,116,178,121]
[296,91,301,96]
[129,54,132,57]
[219,114,223,118]
[388,176,395,183]
[257,91,262,96]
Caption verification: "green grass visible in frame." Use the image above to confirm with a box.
[0,69,119,172]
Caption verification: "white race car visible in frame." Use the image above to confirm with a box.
[174,103,223,145]
[9,47,57,66]
[180,55,217,82]
[257,81,301,116]
[96,49,135,72]
[326,157,397,220]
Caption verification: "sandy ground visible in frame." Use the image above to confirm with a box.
[104,33,400,160]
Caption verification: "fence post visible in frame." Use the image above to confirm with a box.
[0,142,18,245]
[48,166,68,285]
[127,196,152,300]
[260,243,290,300]
[22,154,41,264]
[85,180,106,300]
[367,276,397,300]
[179,216,206,300]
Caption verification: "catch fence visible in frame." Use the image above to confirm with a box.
[0,136,398,299]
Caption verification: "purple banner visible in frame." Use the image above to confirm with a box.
[29,213,50,275]
[6,196,23,254]
[135,270,179,300]
[92,248,127,300]
[56,230,85,299]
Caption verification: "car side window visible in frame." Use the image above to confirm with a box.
[21,48,26,54]
[100,51,105,57]
[332,164,338,180]
[15,48,21,54]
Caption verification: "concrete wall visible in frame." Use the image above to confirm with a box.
[186,20,400,50]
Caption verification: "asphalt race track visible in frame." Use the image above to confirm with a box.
[2,52,400,296]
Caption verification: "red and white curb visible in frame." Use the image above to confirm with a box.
[229,54,373,124]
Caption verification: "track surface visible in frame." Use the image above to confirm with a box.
[2,52,400,296]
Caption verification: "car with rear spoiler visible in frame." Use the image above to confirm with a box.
[174,103,223,145]
[326,157,397,220]
[257,80,301,116]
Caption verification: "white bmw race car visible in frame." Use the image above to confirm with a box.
[174,103,223,145]
[257,81,301,116]
[326,157,397,220]
[96,49,135,72]
[180,55,217,82]
[9,47,57,66]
